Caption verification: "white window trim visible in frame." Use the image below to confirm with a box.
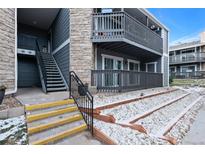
[127,59,140,71]
[101,54,123,70]
[169,66,176,73]
[180,64,197,72]
[146,62,157,73]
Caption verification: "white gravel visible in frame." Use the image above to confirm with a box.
[136,93,200,135]
[94,87,174,108]
[167,97,204,144]
[0,115,28,145]
[93,86,205,145]
[102,89,187,122]
[94,119,170,145]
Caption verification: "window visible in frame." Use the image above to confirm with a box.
[128,59,140,71]
[146,62,157,73]
[180,65,196,73]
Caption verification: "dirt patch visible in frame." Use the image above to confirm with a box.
[0,96,22,111]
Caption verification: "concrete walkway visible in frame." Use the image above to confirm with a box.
[15,88,70,105]
[182,102,205,145]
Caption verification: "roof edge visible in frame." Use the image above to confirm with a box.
[139,8,169,31]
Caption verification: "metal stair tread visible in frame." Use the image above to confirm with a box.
[47,77,62,80]
[47,83,66,87]
[47,87,67,91]
[47,80,63,83]
[46,74,61,77]
[29,120,86,144]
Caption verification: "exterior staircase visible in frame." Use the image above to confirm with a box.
[25,99,87,145]
[35,40,68,93]
[41,52,68,92]
[36,51,68,93]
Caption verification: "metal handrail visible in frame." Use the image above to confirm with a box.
[35,40,47,93]
[69,71,93,135]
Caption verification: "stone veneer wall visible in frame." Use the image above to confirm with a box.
[69,8,94,86]
[0,8,16,93]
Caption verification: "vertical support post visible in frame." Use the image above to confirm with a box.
[69,72,72,99]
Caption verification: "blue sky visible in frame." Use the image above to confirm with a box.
[148,8,205,45]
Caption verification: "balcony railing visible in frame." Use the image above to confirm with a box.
[169,52,205,64]
[170,71,205,79]
[91,70,163,92]
[92,12,163,54]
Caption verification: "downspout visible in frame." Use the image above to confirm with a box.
[6,8,18,95]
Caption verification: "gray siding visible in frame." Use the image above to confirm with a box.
[96,47,161,72]
[97,48,142,70]
[51,8,70,84]
[18,24,48,51]
[17,55,40,87]
[53,44,70,84]
[51,8,69,51]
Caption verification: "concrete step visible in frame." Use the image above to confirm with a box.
[55,131,102,145]
[30,123,87,145]
[28,110,81,128]
[27,106,78,122]
[27,103,75,115]
[28,114,83,135]
[25,99,74,111]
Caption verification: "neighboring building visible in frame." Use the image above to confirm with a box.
[0,8,169,94]
[169,32,205,78]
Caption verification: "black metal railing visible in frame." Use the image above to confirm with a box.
[170,71,205,79]
[92,11,163,54]
[91,70,163,92]
[69,71,93,135]
[35,40,47,93]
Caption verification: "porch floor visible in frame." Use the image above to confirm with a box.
[15,88,70,105]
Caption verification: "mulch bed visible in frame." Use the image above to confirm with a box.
[0,96,23,111]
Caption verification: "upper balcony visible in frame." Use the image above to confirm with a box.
[92,11,163,55]
[169,52,205,65]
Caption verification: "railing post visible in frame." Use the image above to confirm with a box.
[69,71,94,136]
[118,70,122,92]
[69,71,72,99]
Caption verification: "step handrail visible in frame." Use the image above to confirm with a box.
[69,71,93,135]
[35,40,47,93]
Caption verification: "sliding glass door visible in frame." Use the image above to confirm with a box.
[103,56,123,87]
